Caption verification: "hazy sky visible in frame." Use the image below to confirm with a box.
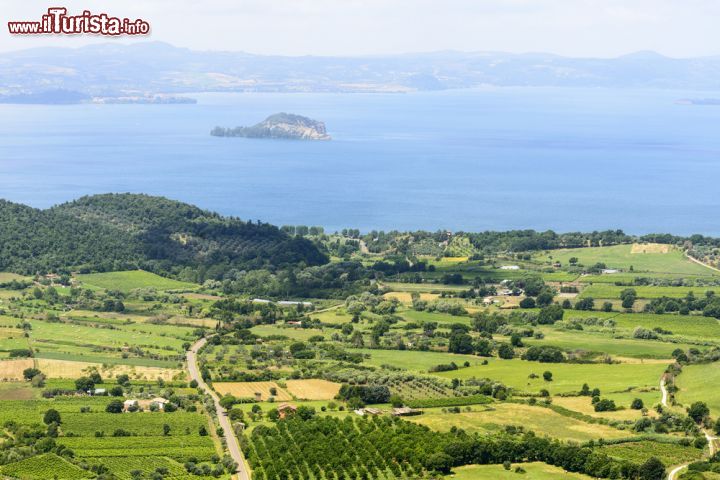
[2,0,719,57]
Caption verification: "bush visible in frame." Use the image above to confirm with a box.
[519,298,536,309]
[538,304,564,324]
[594,398,617,412]
[105,399,124,413]
[688,402,710,423]
[522,345,565,363]
[43,409,61,425]
[497,343,515,359]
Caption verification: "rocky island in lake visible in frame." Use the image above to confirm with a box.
[211,113,331,140]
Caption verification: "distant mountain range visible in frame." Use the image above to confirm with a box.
[1,42,720,98]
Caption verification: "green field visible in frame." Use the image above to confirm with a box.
[450,462,594,479]
[539,245,717,276]
[432,357,666,395]
[353,347,666,394]
[599,440,703,466]
[612,312,720,342]
[353,348,478,372]
[58,435,217,461]
[409,403,630,443]
[0,272,29,282]
[0,453,92,479]
[580,284,712,299]
[400,309,473,326]
[384,282,468,293]
[86,456,206,480]
[675,363,720,413]
[522,328,685,359]
[77,270,197,292]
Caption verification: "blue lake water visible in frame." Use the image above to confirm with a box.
[1,88,719,235]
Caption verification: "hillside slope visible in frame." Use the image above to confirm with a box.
[0,194,327,275]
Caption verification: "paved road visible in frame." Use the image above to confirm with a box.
[188,337,250,480]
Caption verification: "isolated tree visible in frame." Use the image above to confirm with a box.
[536,291,554,307]
[538,304,564,324]
[688,401,710,423]
[220,395,237,410]
[474,339,493,357]
[75,376,95,392]
[620,288,637,309]
[23,368,41,381]
[43,409,61,425]
[425,453,452,474]
[89,371,103,385]
[448,332,474,354]
[105,399,124,414]
[498,343,515,359]
[639,457,665,480]
[519,297,536,309]
[543,371,553,382]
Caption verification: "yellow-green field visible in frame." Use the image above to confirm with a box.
[674,363,720,413]
[0,272,29,282]
[433,358,666,395]
[580,284,712,299]
[76,270,197,292]
[449,462,594,480]
[539,244,717,276]
[409,403,630,443]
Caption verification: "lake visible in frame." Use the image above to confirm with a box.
[1,87,719,235]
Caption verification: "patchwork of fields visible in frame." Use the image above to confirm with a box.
[2,240,720,479]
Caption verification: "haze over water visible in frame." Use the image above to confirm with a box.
[1,87,719,235]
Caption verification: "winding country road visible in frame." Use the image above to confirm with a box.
[686,253,720,274]
[188,337,250,480]
[660,376,669,408]
[661,375,717,480]
[661,375,689,480]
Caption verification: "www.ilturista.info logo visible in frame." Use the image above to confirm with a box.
[8,8,150,35]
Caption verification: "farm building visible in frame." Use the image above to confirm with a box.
[278,300,313,307]
[123,399,138,412]
[278,403,297,419]
[354,407,383,416]
[601,269,619,274]
[151,397,170,410]
[391,407,422,417]
[500,265,520,270]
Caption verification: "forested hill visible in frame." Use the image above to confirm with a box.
[0,194,328,275]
